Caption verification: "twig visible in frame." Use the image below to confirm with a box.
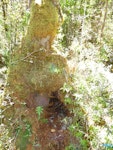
[99,0,108,41]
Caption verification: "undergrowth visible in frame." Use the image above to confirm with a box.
[0,0,113,150]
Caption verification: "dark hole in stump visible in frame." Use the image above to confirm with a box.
[26,91,70,118]
[47,91,70,118]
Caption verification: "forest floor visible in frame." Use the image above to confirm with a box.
[1,61,113,150]
[0,66,83,150]
[29,106,79,150]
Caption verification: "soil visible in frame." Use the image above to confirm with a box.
[25,93,79,150]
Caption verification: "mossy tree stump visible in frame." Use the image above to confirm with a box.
[7,0,68,102]
[3,0,70,149]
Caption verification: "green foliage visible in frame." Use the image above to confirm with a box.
[59,0,113,149]
[0,0,30,66]
[64,97,72,104]
[1,0,113,149]
[36,106,48,123]
[15,122,32,150]
[65,144,76,150]
[61,82,73,93]
[36,106,44,120]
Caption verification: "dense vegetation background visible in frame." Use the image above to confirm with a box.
[0,0,113,149]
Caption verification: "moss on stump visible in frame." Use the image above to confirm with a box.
[7,50,68,101]
[6,0,68,102]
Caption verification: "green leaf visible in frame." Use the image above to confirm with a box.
[36,106,44,120]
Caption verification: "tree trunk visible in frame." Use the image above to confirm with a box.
[2,0,75,149]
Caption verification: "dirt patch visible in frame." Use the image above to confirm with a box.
[26,92,79,150]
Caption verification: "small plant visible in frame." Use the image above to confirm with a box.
[65,144,76,150]
[61,82,73,93]
[36,106,44,120]
[15,122,32,150]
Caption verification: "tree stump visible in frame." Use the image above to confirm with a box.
[2,1,74,149]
